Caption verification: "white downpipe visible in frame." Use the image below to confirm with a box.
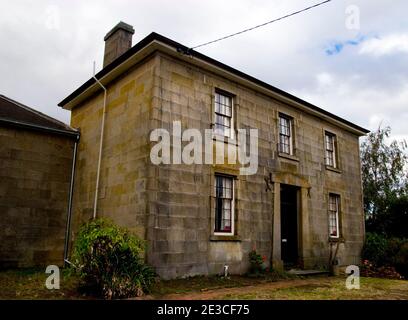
[93,62,107,220]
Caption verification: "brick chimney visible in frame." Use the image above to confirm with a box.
[103,21,135,68]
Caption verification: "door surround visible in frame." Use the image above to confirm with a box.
[271,172,311,270]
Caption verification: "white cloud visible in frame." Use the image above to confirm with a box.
[359,34,408,56]
[316,73,334,87]
[0,0,407,143]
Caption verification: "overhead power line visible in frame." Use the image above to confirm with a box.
[190,0,332,50]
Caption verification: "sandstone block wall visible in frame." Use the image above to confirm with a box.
[0,127,75,268]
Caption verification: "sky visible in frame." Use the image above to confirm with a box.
[0,0,407,141]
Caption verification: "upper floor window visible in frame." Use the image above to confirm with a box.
[279,114,293,155]
[214,175,234,235]
[328,193,340,238]
[325,132,337,168]
[214,91,233,138]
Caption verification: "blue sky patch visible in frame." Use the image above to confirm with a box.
[325,35,367,55]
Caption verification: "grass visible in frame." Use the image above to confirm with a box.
[150,270,296,297]
[0,268,407,300]
[0,268,84,300]
[220,277,408,300]
[0,268,294,300]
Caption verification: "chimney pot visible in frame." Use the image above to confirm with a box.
[103,21,135,68]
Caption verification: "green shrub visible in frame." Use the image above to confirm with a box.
[71,218,156,299]
[362,232,408,279]
[248,250,265,275]
[362,232,388,266]
[385,238,405,265]
[395,242,408,278]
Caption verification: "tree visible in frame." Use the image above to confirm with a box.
[361,126,408,235]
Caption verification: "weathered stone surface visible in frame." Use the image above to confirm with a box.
[0,127,75,268]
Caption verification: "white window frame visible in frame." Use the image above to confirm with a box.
[213,91,235,139]
[328,194,340,239]
[325,132,337,168]
[214,175,235,236]
[278,114,293,155]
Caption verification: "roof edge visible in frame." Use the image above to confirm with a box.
[0,117,80,139]
[58,32,370,135]
[1,94,75,132]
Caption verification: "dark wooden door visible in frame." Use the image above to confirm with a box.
[280,184,298,266]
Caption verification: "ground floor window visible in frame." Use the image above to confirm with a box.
[328,193,340,238]
[214,175,234,234]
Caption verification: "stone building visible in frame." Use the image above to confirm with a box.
[59,22,369,279]
[0,94,79,268]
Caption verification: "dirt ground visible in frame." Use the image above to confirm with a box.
[1,269,407,300]
[143,276,408,300]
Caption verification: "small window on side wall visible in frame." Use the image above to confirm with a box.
[328,193,340,238]
[214,175,234,235]
[325,132,338,168]
[278,114,294,155]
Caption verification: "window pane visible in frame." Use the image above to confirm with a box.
[326,150,334,166]
[279,115,292,155]
[215,176,233,233]
[225,106,232,117]
[224,200,231,210]
[225,96,231,107]
[328,195,339,237]
[215,103,221,114]
[214,92,233,137]
[215,114,223,125]
[325,133,337,168]
[325,135,333,151]
[280,117,290,135]
[214,124,224,136]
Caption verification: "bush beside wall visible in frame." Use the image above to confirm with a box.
[71,218,156,299]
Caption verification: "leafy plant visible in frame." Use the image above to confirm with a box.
[248,249,266,275]
[362,232,388,266]
[362,232,408,279]
[360,260,402,279]
[361,126,408,236]
[394,242,408,278]
[71,218,156,299]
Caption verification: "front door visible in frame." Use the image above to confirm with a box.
[280,184,299,267]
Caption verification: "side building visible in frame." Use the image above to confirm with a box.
[0,94,78,268]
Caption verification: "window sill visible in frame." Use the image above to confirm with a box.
[210,235,241,242]
[278,152,299,162]
[212,135,237,146]
[325,165,342,174]
[329,237,345,243]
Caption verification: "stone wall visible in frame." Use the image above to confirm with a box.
[0,127,75,268]
[147,53,364,277]
[69,55,158,241]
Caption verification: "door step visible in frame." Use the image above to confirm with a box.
[287,269,330,276]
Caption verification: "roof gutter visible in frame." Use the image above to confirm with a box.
[63,133,79,267]
[0,117,79,139]
[92,65,108,220]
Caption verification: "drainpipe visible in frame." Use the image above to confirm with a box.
[63,133,80,267]
[92,62,108,220]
